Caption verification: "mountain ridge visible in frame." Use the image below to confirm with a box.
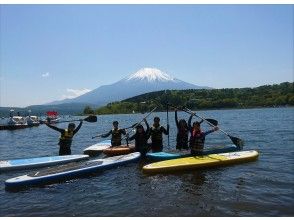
[47,68,210,106]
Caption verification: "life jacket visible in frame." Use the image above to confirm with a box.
[60,129,74,141]
[189,130,205,150]
[112,129,122,144]
[151,126,162,142]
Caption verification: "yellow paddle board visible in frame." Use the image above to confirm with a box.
[143,150,259,174]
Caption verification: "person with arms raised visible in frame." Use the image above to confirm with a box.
[45,120,83,155]
[188,115,218,155]
[175,109,189,150]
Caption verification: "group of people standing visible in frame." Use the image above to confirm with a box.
[97,110,219,156]
[45,110,218,156]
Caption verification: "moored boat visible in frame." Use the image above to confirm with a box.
[26,116,40,127]
[0,110,29,130]
[39,111,61,124]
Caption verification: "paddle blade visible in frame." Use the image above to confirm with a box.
[84,115,97,123]
[229,135,244,148]
[205,118,218,126]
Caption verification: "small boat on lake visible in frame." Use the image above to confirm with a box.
[40,111,61,124]
[25,110,40,127]
[0,116,29,130]
[0,110,40,130]
[26,116,40,127]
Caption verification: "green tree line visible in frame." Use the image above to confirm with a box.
[85,82,294,115]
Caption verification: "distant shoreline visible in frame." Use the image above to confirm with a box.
[83,105,293,116]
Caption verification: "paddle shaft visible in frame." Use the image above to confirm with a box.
[48,115,97,124]
[166,103,170,147]
[123,106,157,130]
[183,107,230,135]
[55,119,83,123]
[183,107,244,148]
[92,107,157,139]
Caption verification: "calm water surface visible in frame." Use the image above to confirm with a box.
[0,107,293,216]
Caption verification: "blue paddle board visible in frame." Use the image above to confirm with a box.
[0,154,89,172]
[5,152,140,189]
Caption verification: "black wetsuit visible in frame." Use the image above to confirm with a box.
[128,121,150,156]
[102,128,126,146]
[175,110,189,150]
[149,124,169,152]
[46,121,83,155]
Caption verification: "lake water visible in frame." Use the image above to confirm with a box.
[0,107,293,216]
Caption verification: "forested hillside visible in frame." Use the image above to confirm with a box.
[90,82,293,115]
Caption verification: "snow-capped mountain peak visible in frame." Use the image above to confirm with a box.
[47,67,210,106]
[126,68,175,82]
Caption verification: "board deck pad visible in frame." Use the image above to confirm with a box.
[28,160,104,177]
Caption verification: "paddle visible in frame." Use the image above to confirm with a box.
[168,104,218,126]
[55,115,97,124]
[91,107,157,139]
[165,91,170,148]
[183,107,244,148]
[122,106,158,130]
[204,118,218,126]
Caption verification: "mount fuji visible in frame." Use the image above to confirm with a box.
[48,68,210,106]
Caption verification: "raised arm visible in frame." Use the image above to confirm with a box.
[144,118,150,132]
[161,125,169,135]
[73,120,83,135]
[203,126,219,136]
[188,114,193,131]
[175,110,179,128]
[120,129,126,136]
[45,123,64,133]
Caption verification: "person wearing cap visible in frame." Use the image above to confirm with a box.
[188,114,219,155]
[101,121,126,146]
[45,120,83,155]
[149,116,169,152]
[127,118,150,157]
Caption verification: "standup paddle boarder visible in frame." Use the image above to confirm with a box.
[101,121,126,147]
[175,110,189,150]
[127,118,150,157]
[45,120,83,155]
[149,116,169,152]
[188,115,218,155]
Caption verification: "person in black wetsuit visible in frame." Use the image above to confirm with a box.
[45,120,83,155]
[188,115,218,155]
[101,121,126,147]
[127,118,150,157]
[175,110,189,150]
[149,117,169,152]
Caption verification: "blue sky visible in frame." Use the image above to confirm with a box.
[0,5,293,107]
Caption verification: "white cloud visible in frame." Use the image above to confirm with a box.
[62,88,91,99]
[42,72,50,77]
